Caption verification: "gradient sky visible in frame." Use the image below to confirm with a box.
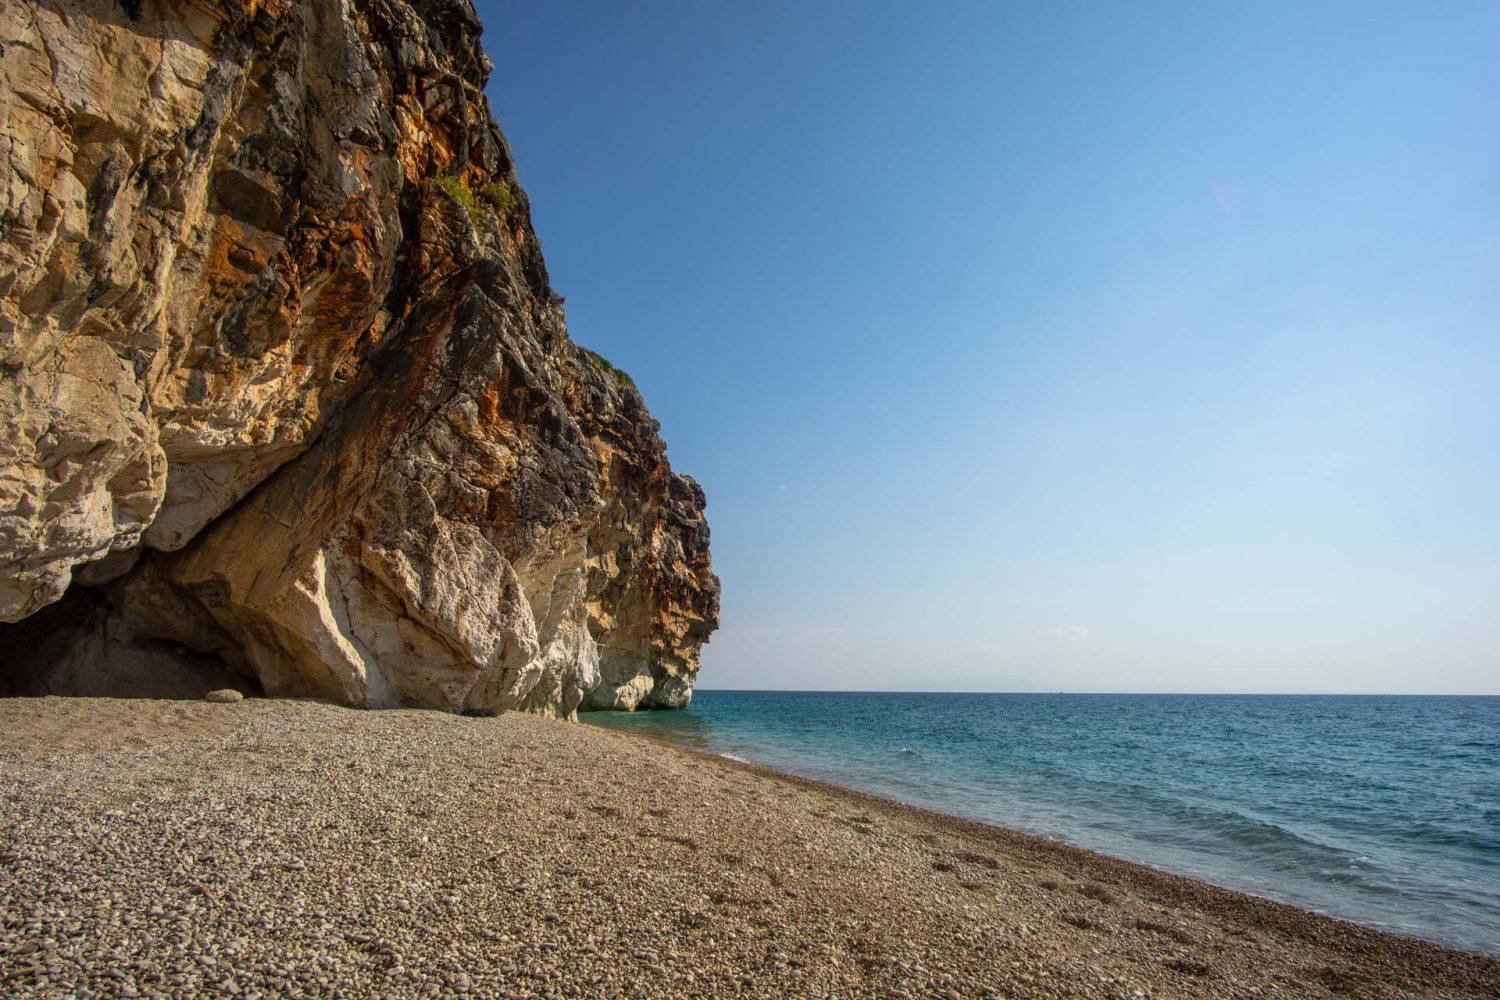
[480,1,1500,694]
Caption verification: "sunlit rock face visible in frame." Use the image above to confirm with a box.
[0,0,718,716]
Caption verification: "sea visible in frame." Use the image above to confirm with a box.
[584,691,1500,955]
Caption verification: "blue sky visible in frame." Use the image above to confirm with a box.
[480,1,1500,694]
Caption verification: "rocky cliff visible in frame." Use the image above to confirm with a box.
[0,0,718,716]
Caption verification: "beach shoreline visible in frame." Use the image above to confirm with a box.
[597,723,1492,950]
[589,714,1498,960]
[2,697,1496,998]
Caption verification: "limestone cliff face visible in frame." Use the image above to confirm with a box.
[0,0,718,715]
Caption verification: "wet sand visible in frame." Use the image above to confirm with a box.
[1,697,1495,998]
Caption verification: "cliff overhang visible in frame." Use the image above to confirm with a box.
[0,0,719,716]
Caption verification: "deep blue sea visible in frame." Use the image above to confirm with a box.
[585,691,1500,955]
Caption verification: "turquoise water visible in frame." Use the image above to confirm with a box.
[585,691,1500,955]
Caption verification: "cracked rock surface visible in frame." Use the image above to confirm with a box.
[0,0,718,714]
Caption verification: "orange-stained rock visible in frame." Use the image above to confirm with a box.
[0,0,718,716]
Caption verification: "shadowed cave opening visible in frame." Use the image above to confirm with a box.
[0,582,263,700]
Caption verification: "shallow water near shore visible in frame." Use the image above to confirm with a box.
[585,691,1500,955]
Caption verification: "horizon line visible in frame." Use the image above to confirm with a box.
[691,688,1500,698]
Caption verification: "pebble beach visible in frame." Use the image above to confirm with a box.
[1,697,1496,999]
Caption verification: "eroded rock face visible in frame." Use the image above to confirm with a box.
[0,0,718,715]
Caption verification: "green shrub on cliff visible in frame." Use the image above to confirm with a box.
[434,174,485,226]
[480,181,516,215]
[436,175,519,228]
[580,347,636,390]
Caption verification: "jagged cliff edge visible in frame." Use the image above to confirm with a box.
[0,0,719,716]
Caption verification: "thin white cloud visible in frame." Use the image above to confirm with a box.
[1038,625,1090,640]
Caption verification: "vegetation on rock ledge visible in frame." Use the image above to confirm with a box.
[480,181,516,215]
[580,347,636,390]
[433,174,483,225]
[435,174,517,227]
